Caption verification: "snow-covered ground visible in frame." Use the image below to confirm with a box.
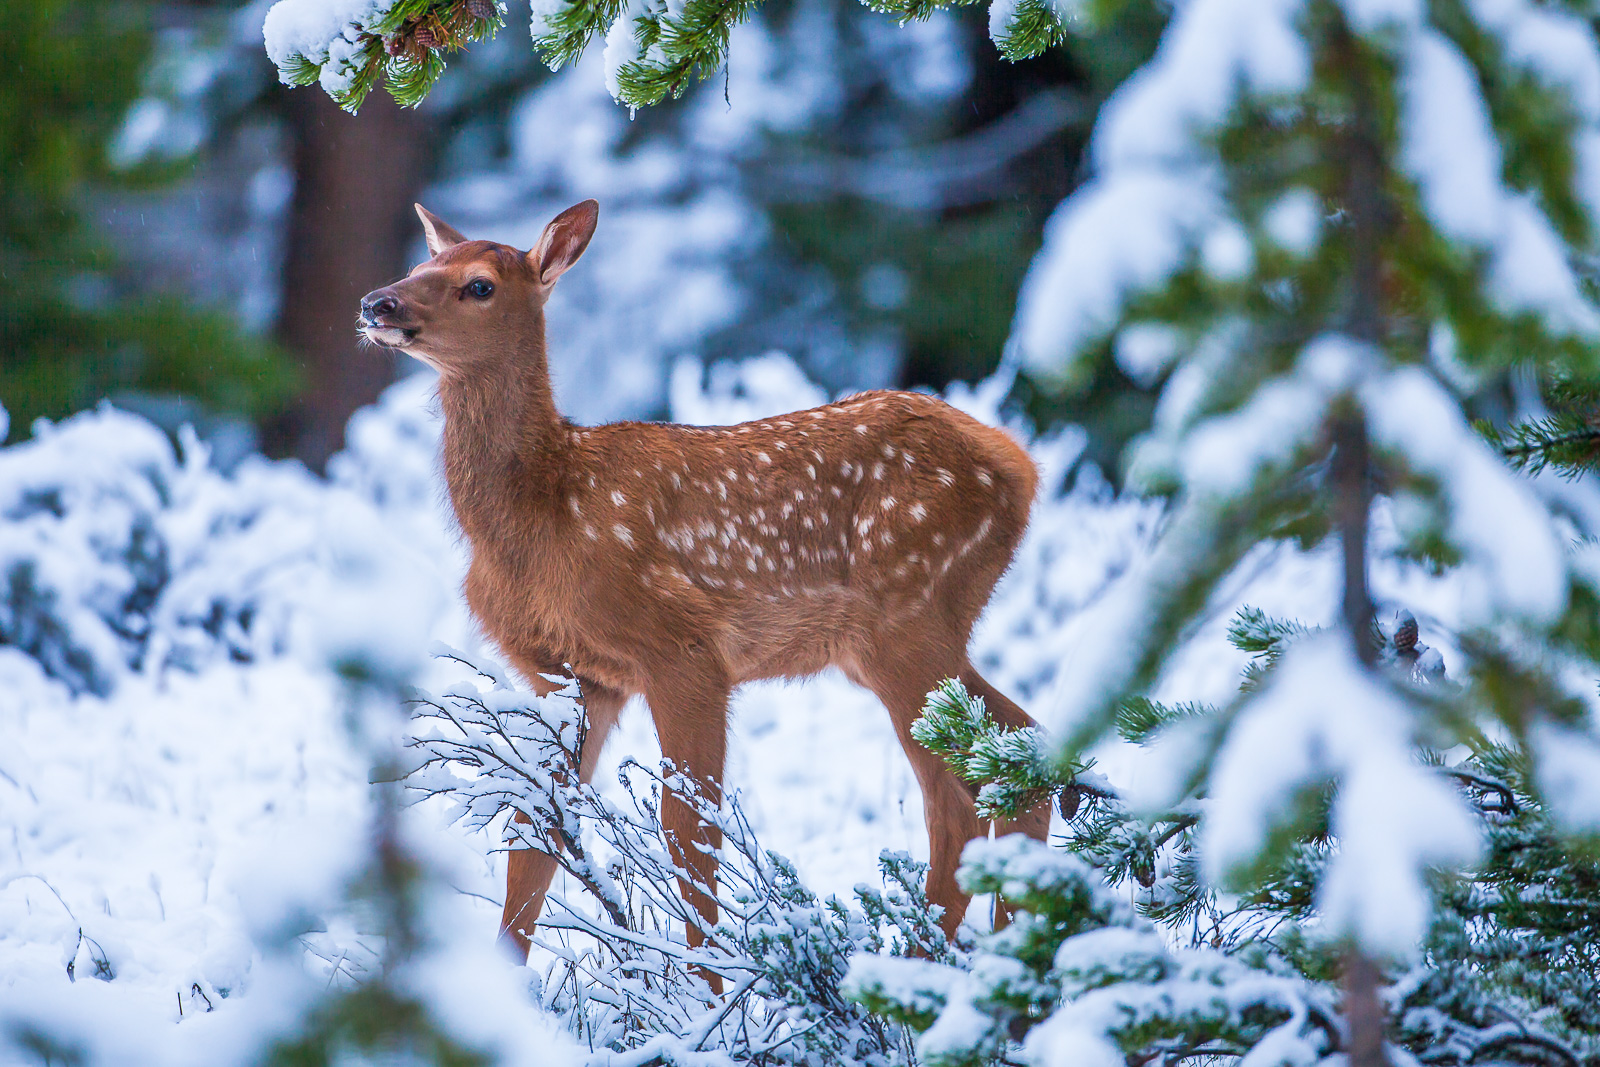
[0,356,1469,1062]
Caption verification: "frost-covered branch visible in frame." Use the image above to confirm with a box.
[406,649,944,1063]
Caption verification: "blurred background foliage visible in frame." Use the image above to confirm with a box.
[0,0,1166,470]
[0,0,297,454]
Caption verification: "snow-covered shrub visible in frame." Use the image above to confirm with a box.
[0,387,576,1065]
[407,650,945,1064]
[876,610,1600,1067]
[0,408,324,694]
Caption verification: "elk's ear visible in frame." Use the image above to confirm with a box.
[529,200,599,287]
[415,204,467,257]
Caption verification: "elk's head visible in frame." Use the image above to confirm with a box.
[358,200,599,374]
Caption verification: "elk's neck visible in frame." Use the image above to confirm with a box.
[436,322,567,541]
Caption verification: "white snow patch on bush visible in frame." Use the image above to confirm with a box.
[1201,633,1480,957]
[1363,366,1568,625]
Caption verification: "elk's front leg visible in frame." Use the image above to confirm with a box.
[500,677,626,961]
[642,660,730,962]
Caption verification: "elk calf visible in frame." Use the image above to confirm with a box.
[359,200,1050,961]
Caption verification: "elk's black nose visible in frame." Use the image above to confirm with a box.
[361,289,401,320]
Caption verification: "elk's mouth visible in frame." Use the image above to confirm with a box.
[360,322,418,348]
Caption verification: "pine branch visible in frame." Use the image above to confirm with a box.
[1478,412,1600,478]
[911,678,1093,820]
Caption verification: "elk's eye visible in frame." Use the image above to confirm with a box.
[466,279,494,300]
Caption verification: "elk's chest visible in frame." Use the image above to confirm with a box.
[461,535,636,690]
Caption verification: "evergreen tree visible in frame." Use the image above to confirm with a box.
[869,0,1600,1062]
[897,613,1600,1067]
[0,0,297,444]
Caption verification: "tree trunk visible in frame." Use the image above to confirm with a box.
[267,88,431,470]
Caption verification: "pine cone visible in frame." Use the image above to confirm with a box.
[384,35,405,56]
[1056,786,1082,822]
[413,23,440,49]
[465,0,496,19]
[1132,856,1156,889]
[1392,611,1419,659]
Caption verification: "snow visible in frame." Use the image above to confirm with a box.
[1399,29,1504,248]
[1470,0,1600,122]
[261,0,383,71]
[0,359,1591,1052]
[1200,633,1480,957]
[1262,188,1322,257]
[1013,170,1223,382]
[1395,24,1600,337]
[1530,721,1600,834]
[1362,366,1568,626]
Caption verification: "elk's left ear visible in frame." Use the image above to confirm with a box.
[416,204,467,258]
[529,200,599,287]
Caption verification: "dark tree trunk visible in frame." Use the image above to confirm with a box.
[267,88,431,470]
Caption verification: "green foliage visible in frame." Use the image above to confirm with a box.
[0,296,298,443]
[899,608,1600,1067]
[911,678,1088,820]
[0,0,297,442]
[1480,374,1600,479]
[270,0,505,113]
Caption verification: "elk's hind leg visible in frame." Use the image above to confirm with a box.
[501,680,626,961]
[852,638,988,941]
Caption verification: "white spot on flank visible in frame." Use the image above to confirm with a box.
[747,558,758,573]
[585,525,598,541]
[781,502,794,519]
[932,532,946,547]
[726,469,739,481]
[611,490,627,507]
[830,487,843,498]
[909,502,927,522]
[872,462,885,480]
[976,469,993,487]
[802,516,814,530]
[881,496,897,511]
[855,424,868,434]
[936,468,954,487]
[670,472,682,489]
[613,524,634,547]
[758,452,772,464]
[881,444,896,459]
[568,496,582,516]
[807,464,817,479]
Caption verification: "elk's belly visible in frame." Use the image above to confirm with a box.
[717,583,879,684]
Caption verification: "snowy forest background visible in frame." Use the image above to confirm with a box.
[7,0,1600,1065]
